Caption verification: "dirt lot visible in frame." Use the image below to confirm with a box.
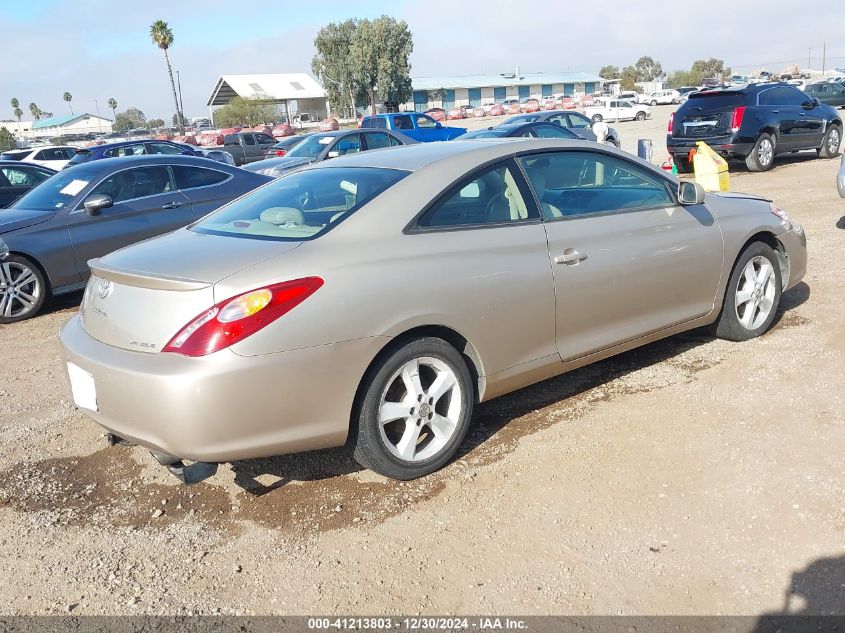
[0,108,843,616]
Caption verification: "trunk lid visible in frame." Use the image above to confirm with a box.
[81,227,302,353]
[672,91,746,138]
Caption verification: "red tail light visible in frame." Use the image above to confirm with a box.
[163,277,324,357]
[731,106,746,132]
[275,149,287,156]
[667,112,675,133]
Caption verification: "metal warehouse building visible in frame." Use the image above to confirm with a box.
[406,71,605,111]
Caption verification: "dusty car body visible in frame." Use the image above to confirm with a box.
[59,139,807,481]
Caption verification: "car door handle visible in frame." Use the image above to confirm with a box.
[771,110,779,114]
[161,201,183,209]
[554,250,588,264]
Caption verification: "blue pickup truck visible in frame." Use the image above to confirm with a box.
[360,113,466,142]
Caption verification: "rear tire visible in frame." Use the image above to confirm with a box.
[817,124,842,158]
[591,114,603,124]
[650,100,658,106]
[712,242,782,342]
[351,337,474,480]
[635,111,646,121]
[673,155,693,174]
[745,133,776,172]
[0,254,47,324]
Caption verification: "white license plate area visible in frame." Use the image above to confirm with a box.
[67,362,98,412]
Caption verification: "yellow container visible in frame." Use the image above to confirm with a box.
[692,141,730,192]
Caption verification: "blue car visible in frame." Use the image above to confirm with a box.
[360,112,466,142]
[63,139,198,169]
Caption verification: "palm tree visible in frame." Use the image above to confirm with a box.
[107,98,117,120]
[11,98,22,135]
[63,92,73,115]
[149,20,183,131]
[29,103,41,121]
[10,97,19,113]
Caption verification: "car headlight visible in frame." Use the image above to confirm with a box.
[0,237,8,260]
[770,202,791,227]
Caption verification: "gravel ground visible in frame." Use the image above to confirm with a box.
[0,107,843,616]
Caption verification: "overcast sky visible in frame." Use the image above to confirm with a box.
[1,0,843,121]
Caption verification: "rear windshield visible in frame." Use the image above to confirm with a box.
[461,129,509,139]
[686,91,745,109]
[191,167,408,241]
[285,135,337,159]
[11,169,96,210]
[66,149,93,166]
[0,150,30,161]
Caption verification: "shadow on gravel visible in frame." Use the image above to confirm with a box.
[0,284,812,536]
[837,216,845,230]
[728,152,820,174]
[752,555,845,625]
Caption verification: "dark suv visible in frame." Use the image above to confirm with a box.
[667,83,842,172]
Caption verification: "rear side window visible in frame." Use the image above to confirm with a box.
[364,133,391,150]
[759,87,806,106]
[172,166,230,190]
[565,113,592,128]
[243,135,256,146]
[90,166,175,203]
[393,115,414,130]
[0,166,51,187]
[148,142,185,155]
[192,167,408,241]
[105,144,147,158]
[66,150,93,166]
[417,162,534,228]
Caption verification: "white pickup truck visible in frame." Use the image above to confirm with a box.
[582,99,651,123]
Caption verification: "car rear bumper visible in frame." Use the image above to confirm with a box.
[59,315,388,463]
[668,135,753,159]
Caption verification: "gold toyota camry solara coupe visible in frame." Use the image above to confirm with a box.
[59,139,807,481]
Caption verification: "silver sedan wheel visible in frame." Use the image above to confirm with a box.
[378,357,463,462]
[758,137,774,167]
[734,255,777,330]
[0,261,41,319]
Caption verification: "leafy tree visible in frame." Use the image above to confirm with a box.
[148,118,165,128]
[171,112,188,127]
[599,65,620,80]
[0,126,15,151]
[107,98,118,120]
[349,16,414,114]
[114,107,147,132]
[212,97,279,128]
[665,58,731,88]
[312,19,367,119]
[63,91,73,115]
[619,66,641,92]
[150,20,184,131]
[634,56,664,81]
[29,103,41,120]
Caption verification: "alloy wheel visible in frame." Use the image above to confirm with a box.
[758,138,774,167]
[734,255,777,330]
[377,357,463,462]
[829,127,841,154]
[0,261,41,319]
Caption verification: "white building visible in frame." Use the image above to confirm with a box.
[406,71,605,111]
[30,113,113,138]
[206,73,329,122]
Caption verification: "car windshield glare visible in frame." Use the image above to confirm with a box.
[191,167,408,241]
[11,170,94,210]
[286,135,336,159]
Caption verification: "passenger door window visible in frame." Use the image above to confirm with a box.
[330,135,362,156]
[243,134,256,146]
[147,142,185,155]
[414,114,436,129]
[364,132,391,150]
[105,144,147,158]
[565,113,592,129]
[90,166,175,203]
[518,151,674,219]
[417,162,536,228]
[0,166,51,187]
[393,115,414,130]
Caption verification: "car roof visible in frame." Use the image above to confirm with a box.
[62,154,229,175]
[0,160,56,170]
[82,139,171,151]
[310,137,602,173]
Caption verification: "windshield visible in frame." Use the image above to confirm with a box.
[66,150,93,167]
[192,167,408,241]
[11,168,96,210]
[461,129,509,139]
[286,135,337,159]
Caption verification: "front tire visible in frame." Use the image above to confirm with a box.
[0,255,47,324]
[712,242,782,342]
[745,133,776,171]
[818,124,842,158]
[650,100,658,106]
[591,114,603,124]
[352,337,474,480]
[635,111,646,121]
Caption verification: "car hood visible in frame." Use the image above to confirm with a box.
[95,227,303,286]
[0,208,56,233]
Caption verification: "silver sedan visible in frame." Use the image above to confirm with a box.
[60,139,807,481]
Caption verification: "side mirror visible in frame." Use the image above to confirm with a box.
[327,150,340,159]
[435,121,443,128]
[678,181,705,205]
[83,193,113,216]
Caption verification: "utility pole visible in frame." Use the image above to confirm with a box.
[822,42,826,76]
[808,48,811,71]
[176,70,185,130]
[94,99,103,133]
